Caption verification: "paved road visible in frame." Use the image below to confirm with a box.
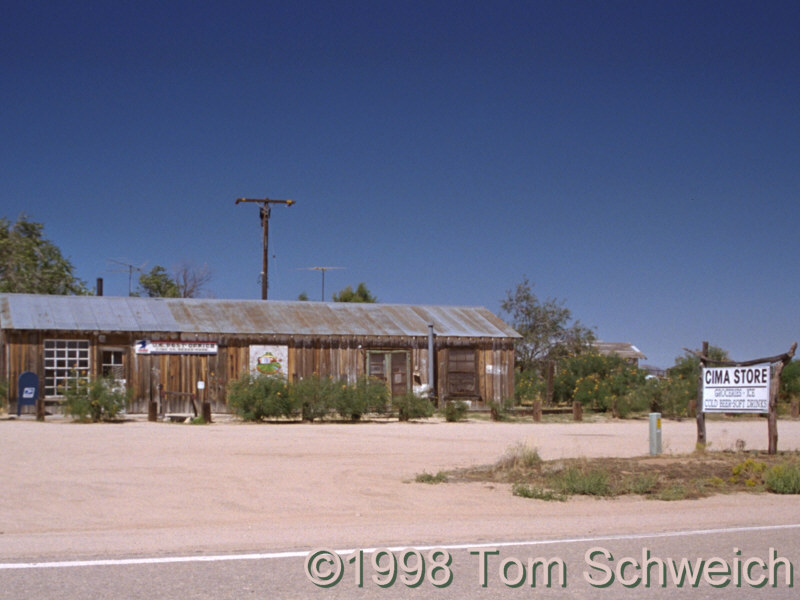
[3,524,799,599]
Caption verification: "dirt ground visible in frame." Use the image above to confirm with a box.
[1,415,799,562]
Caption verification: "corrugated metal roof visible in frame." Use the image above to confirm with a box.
[0,294,520,339]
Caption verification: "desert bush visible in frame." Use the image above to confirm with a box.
[415,471,448,484]
[554,353,646,414]
[392,393,434,421]
[497,442,542,473]
[291,375,339,422]
[515,369,543,405]
[333,375,388,420]
[227,372,292,421]
[553,465,611,496]
[765,463,800,494]
[442,400,468,422]
[512,483,566,501]
[62,375,129,422]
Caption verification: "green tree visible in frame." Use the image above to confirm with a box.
[332,282,377,303]
[500,277,595,373]
[780,360,800,404]
[0,215,87,294]
[554,352,646,413]
[136,265,180,297]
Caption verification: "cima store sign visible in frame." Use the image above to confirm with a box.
[702,365,771,413]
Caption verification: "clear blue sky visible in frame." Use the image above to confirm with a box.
[2,0,799,369]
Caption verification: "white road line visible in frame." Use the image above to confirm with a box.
[2,523,799,571]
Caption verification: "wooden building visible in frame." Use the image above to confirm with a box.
[0,294,519,415]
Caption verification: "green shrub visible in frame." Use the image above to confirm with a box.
[765,463,800,494]
[626,473,660,495]
[227,372,292,421]
[515,369,543,406]
[553,466,611,496]
[415,471,448,484]
[615,386,653,418]
[62,375,129,422]
[333,375,388,420]
[512,483,566,501]
[291,375,337,422]
[392,393,434,421]
[442,400,468,422]
[0,378,7,412]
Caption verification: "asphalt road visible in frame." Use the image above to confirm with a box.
[3,524,799,599]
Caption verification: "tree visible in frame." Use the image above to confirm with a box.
[500,277,595,372]
[173,261,212,298]
[136,266,180,297]
[332,282,377,303]
[136,263,212,298]
[779,360,800,404]
[0,215,87,294]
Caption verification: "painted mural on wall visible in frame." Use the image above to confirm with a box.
[249,345,288,377]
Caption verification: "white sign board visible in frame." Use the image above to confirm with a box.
[702,365,771,413]
[135,340,218,355]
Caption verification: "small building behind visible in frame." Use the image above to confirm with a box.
[0,294,519,415]
[592,341,647,366]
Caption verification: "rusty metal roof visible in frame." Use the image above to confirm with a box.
[0,294,520,338]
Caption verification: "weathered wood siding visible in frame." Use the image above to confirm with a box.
[2,330,515,414]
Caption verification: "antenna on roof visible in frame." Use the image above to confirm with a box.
[107,259,148,296]
[298,266,345,301]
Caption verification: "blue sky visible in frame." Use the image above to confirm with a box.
[2,0,799,368]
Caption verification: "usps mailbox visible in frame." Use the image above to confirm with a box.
[17,371,39,416]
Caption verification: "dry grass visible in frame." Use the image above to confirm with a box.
[447,447,800,501]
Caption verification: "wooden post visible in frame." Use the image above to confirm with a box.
[202,402,212,423]
[532,399,542,423]
[36,395,45,422]
[768,361,783,454]
[695,341,708,450]
[572,401,582,421]
[545,361,554,406]
[791,399,799,419]
[148,401,158,422]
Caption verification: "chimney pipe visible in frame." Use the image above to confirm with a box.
[96,278,103,296]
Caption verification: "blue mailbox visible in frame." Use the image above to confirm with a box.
[17,371,39,416]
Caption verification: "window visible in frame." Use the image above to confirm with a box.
[102,349,125,380]
[44,339,90,397]
[447,348,477,396]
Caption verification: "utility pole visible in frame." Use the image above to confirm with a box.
[235,197,295,300]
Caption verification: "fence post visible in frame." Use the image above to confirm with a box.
[532,399,542,423]
[572,401,582,422]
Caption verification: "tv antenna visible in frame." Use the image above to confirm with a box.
[236,197,295,300]
[107,259,148,296]
[299,266,345,301]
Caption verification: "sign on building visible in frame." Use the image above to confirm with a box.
[702,365,771,413]
[249,345,288,377]
[135,340,219,354]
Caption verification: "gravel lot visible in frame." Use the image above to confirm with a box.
[1,415,799,562]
